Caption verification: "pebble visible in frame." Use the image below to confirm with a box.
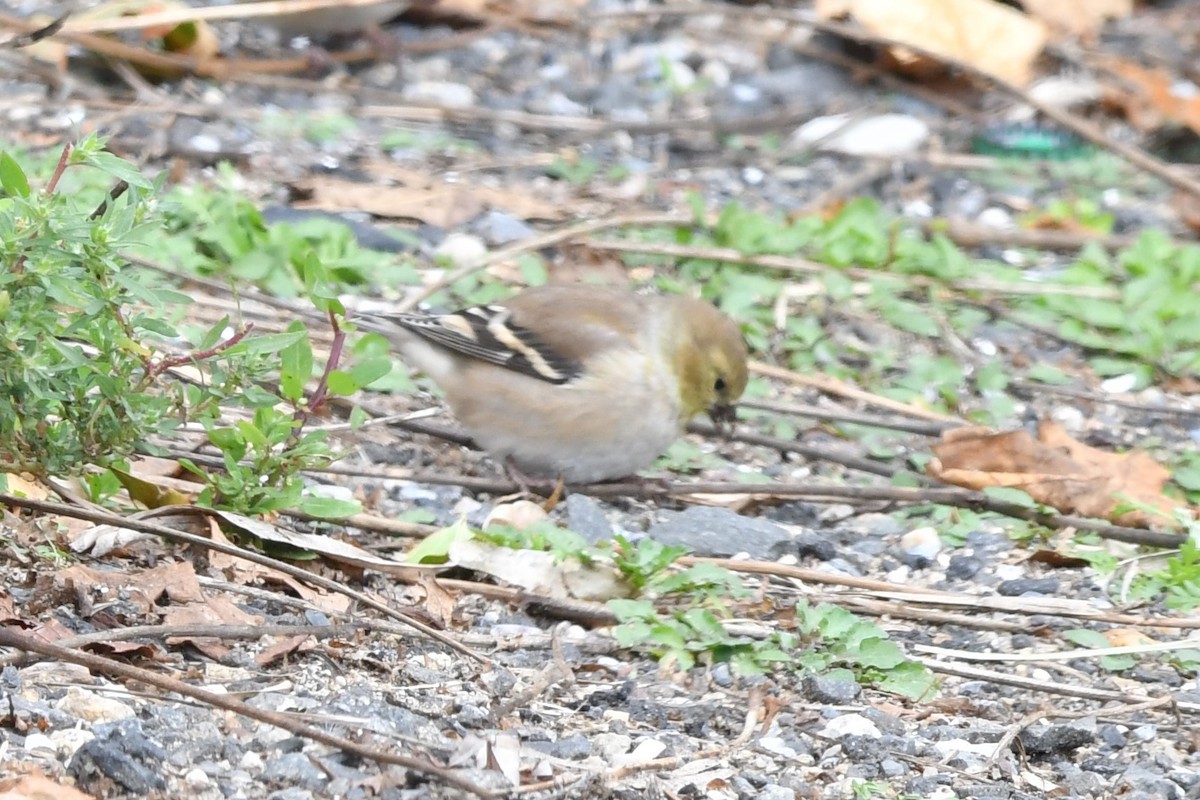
[900,526,942,562]
[434,232,488,267]
[400,81,478,109]
[946,554,984,580]
[822,713,881,739]
[647,506,791,559]
[54,687,136,724]
[184,767,211,789]
[996,577,1060,596]
[565,493,614,544]
[803,675,861,705]
[474,210,536,245]
[757,736,800,759]
[594,732,632,762]
[792,113,930,157]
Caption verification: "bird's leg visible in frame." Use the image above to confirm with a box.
[502,457,564,507]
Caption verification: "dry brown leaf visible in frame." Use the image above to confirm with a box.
[822,0,1047,87]
[163,597,263,659]
[54,562,203,613]
[413,572,457,628]
[928,421,1188,527]
[206,523,352,615]
[371,162,589,218]
[1104,58,1200,137]
[291,172,564,228]
[80,640,163,660]
[1103,628,1156,647]
[254,633,315,666]
[0,775,97,800]
[1020,0,1130,38]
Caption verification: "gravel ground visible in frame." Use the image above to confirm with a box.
[2,2,1200,799]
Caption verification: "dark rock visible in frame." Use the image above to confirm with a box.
[997,577,1060,596]
[1098,723,1127,749]
[1019,718,1096,754]
[777,533,837,562]
[69,719,167,794]
[1128,666,1183,686]
[803,674,861,704]
[946,554,984,580]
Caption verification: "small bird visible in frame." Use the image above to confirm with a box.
[358,284,749,484]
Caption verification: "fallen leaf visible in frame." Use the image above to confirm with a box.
[414,572,457,628]
[1103,628,1155,647]
[0,774,97,800]
[1101,57,1200,135]
[928,421,1189,527]
[54,561,204,613]
[80,640,163,661]
[1020,0,1130,39]
[254,634,315,667]
[820,0,1048,87]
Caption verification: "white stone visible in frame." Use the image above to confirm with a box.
[792,113,929,157]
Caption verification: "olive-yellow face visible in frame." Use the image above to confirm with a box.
[674,303,749,424]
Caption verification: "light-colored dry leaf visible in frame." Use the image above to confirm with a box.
[1103,628,1156,648]
[292,171,565,228]
[369,162,584,218]
[1,474,48,500]
[414,572,457,628]
[1021,0,1130,38]
[486,733,522,787]
[928,421,1189,527]
[840,0,1047,87]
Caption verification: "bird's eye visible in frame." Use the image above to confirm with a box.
[714,376,727,393]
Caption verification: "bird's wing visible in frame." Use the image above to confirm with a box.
[365,304,583,385]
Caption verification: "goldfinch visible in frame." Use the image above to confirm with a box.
[358,284,748,483]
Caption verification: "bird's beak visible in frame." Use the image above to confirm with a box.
[707,403,737,436]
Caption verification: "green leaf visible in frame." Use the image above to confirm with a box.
[296,495,361,518]
[80,150,155,189]
[279,325,314,402]
[0,152,30,197]
[405,519,474,564]
[849,637,906,670]
[874,662,937,699]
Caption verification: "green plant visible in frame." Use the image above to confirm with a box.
[604,538,934,695]
[1128,539,1200,611]
[0,139,365,519]
[0,140,186,477]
